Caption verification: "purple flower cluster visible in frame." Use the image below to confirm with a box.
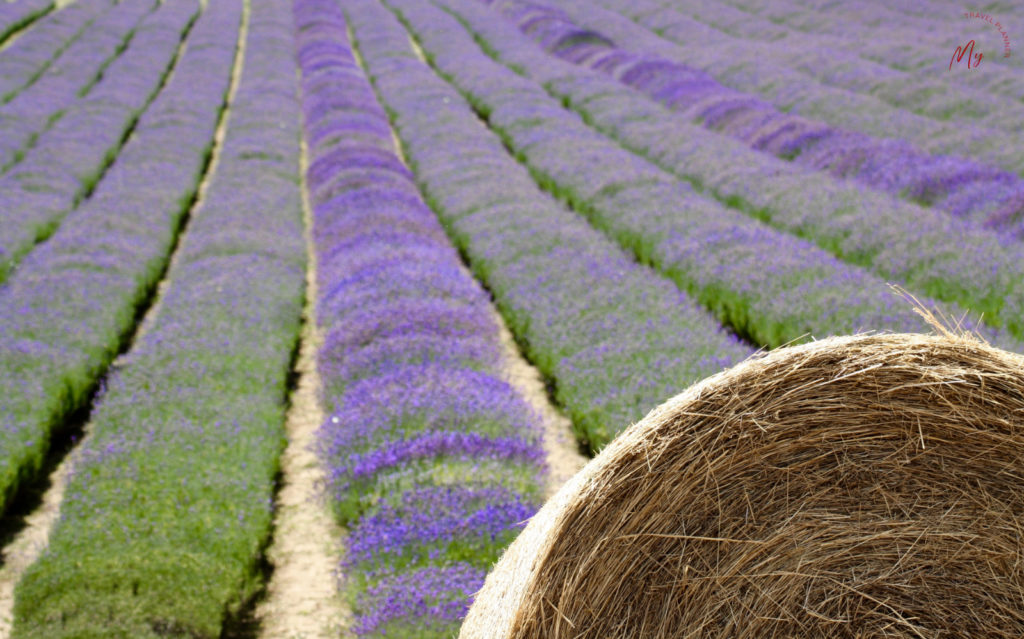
[351,563,486,636]
[578,0,1024,161]
[0,0,236,518]
[483,0,1024,237]
[0,0,199,283]
[437,0,1024,342]
[347,0,750,451]
[0,0,110,103]
[14,0,308,634]
[293,1,546,635]
[382,0,1020,355]
[0,0,155,172]
[724,0,1024,96]
[0,0,52,45]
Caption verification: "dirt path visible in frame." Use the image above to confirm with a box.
[253,133,352,639]
[0,421,91,637]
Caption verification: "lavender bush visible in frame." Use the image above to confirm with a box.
[12,0,306,635]
[574,0,1024,173]
[480,0,1024,237]
[346,0,750,452]
[0,0,199,283]
[0,0,52,46]
[0,0,156,172]
[293,1,547,635]
[0,0,110,104]
[636,0,1024,130]
[437,0,1024,341]
[381,0,1018,357]
[0,0,237,519]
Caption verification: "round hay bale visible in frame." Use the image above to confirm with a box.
[460,333,1024,638]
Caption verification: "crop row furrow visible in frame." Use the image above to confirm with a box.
[0,0,52,50]
[380,0,1019,363]
[437,0,1024,343]
[483,0,1024,237]
[9,0,308,636]
[0,0,158,174]
[575,0,1024,177]
[294,0,547,635]
[0,0,112,104]
[0,0,238,523]
[346,0,750,457]
[0,0,200,284]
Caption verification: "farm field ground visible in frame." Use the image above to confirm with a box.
[0,0,1021,636]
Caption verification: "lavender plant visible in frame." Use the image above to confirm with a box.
[640,0,1024,130]
[12,0,306,635]
[480,0,1024,237]
[0,0,156,172]
[437,0,1024,341]
[294,1,547,635]
[0,0,52,46]
[380,0,1019,357]
[346,0,750,453]
[576,0,1024,172]
[0,0,199,283]
[0,0,236,520]
[0,0,111,104]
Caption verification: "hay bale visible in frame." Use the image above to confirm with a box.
[460,332,1024,638]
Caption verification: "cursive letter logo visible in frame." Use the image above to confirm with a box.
[949,39,984,69]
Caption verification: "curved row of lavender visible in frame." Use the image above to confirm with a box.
[0,0,156,173]
[384,0,1017,358]
[347,0,749,451]
[481,0,1024,238]
[584,0,1024,170]
[639,0,1024,131]
[0,0,199,283]
[0,0,52,44]
[0,0,110,104]
[294,1,547,635]
[0,0,236,520]
[13,0,307,633]
[437,0,1024,343]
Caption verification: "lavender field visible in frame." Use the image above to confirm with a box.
[0,0,1020,636]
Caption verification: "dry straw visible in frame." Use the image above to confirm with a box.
[461,328,1024,638]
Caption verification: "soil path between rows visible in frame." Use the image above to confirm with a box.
[253,128,352,638]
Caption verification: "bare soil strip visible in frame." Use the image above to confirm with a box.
[254,135,352,639]
[0,422,89,637]
[0,3,248,634]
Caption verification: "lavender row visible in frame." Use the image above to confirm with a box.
[0,0,110,103]
[577,0,1024,177]
[384,0,1020,360]
[652,0,1024,130]
[12,0,306,634]
[0,0,237,520]
[743,0,1024,76]
[0,0,199,283]
[0,0,51,45]
[348,0,749,453]
[485,0,1024,237]
[440,0,1024,341]
[294,2,547,636]
[0,0,156,173]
